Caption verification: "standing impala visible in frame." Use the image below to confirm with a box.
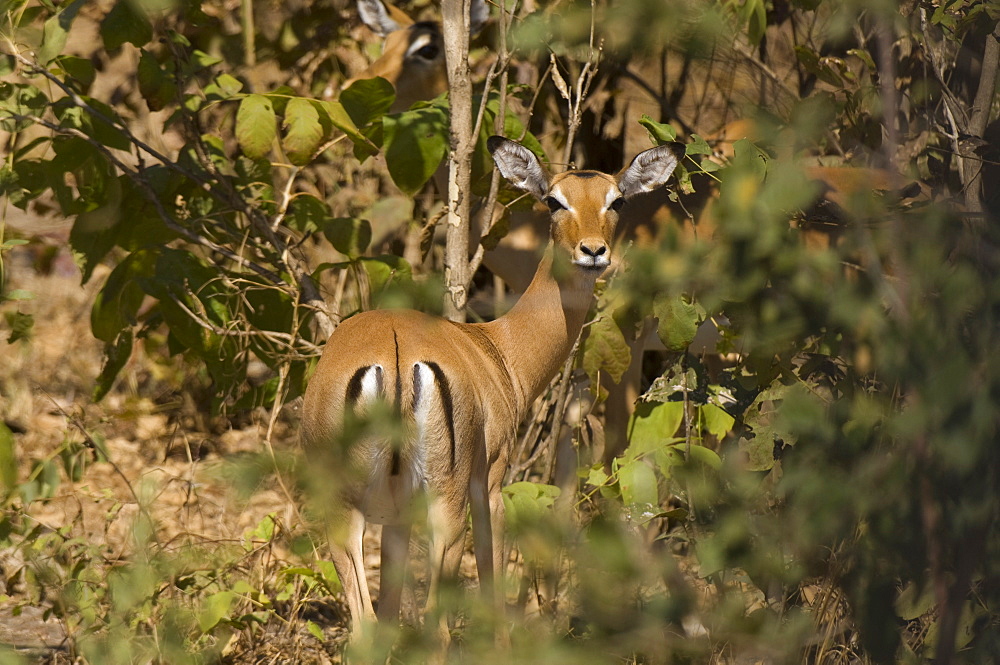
[300,137,681,639]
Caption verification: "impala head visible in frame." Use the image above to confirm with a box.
[487,136,684,274]
[352,0,489,112]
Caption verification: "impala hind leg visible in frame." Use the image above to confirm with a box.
[471,464,511,648]
[426,493,468,654]
[328,506,376,634]
[377,523,411,624]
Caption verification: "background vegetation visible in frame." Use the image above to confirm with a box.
[1,0,999,663]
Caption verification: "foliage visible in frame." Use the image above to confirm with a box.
[1,0,999,663]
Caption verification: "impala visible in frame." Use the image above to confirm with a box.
[345,0,489,113]
[300,136,682,640]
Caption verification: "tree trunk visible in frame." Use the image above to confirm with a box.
[441,0,475,322]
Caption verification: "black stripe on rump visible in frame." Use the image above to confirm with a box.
[345,365,383,408]
[424,361,457,469]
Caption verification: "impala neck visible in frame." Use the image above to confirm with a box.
[482,243,598,416]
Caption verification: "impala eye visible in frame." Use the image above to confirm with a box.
[610,197,626,212]
[415,43,439,60]
[544,196,565,213]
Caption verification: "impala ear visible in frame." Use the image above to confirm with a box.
[487,136,550,201]
[470,0,490,35]
[357,0,405,36]
[617,142,684,198]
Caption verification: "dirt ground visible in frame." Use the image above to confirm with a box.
[0,225,310,661]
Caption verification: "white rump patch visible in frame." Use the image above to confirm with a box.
[359,365,384,405]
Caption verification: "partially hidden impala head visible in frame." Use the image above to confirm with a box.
[487,135,684,274]
[348,0,489,112]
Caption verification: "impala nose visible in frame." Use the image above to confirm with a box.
[577,241,610,270]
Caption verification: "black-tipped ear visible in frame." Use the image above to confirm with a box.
[357,0,403,36]
[617,142,684,198]
[488,136,550,201]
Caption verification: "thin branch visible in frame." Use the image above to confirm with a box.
[169,293,323,357]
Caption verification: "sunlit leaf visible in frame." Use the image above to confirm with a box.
[653,295,700,352]
[198,590,236,633]
[618,458,658,509]
[628,400,684,454]
[582,313,632,393]
[236,94,277,159]
[640,114,676,145]
[38,0,85,64]
[701,403,735,439]
[282,97,324,166]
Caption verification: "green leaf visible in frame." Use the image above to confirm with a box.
[316,99,369,150]
[686,443,722,469]
[38,0,85,64]
[360,255,412,300]
[618,458,658,510]
[70,174,124,284]
[323,217,372,258]
[285,194,330,234]
[339,77,395,128]
[639,114,677,145]
[653,295,700,352]
[236,94,277,159]
[137,49,176,111]
[307,621,324,641]
[282,97,324,166]
[100,0,153,50]
[701,402,735,439]
[582,313,632,393]
[382,104,449,195]
[586,465,610,487]
[94,330,133,401]
[198,590,236,633]
[4,311,33,343]
[744,0,766,45]
[894,582,935,621]
[53,96,131,151]
[91,250,154,343]
[628,400,684,454]
[0,84,48,133]
[0,422,16,495]
[53,55,96,92]
[685,133,712,156]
